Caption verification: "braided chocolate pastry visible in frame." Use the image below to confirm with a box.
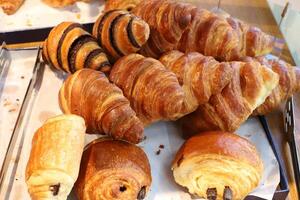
[93,10,150,61]
[172,131,263,200]
[43,22,111,74]
[75,138,152,200]
[59,69,144,144]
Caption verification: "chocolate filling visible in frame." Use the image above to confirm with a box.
[127,17,141,48]
[96,61,111,71]
[207,188,217,200]
[49,183,60,196]
[109,13,128,56]
[223,186,233,200]
[97,9,117,47]
[67,35,95,73]
[57,23,81,71]
[119,185,127,192]
[137,186,146,200]
[84,48,106,68]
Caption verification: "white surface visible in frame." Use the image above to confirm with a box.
[0,0,104,33]
[0,50,280,200]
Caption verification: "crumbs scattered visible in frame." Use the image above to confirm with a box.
[20,76,25,79]
[156,144,164,155]
[26,19,32,27]
[156,149,161,155]
[159,144,164,149]
[9,108,17,112]
[16,98,19,102]
[15,178,18,181]
[76,13,81,20]
[3,99,11,107]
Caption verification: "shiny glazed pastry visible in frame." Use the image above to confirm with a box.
[42,22,111,74]
[59,68,144,144]
[75,138,152,200]
[25,114,86,200]
[93,9,149,61]
[180,60,279,134]
[172,131,263,200]
[42,0,90,8]
[0,0,24,15]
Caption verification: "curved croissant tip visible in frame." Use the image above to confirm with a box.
[131,19,150,46]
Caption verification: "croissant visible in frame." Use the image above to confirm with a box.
[104,0,141,12]
[75,138,152,200]
[93,9,150,61]
[0,0,24,15]
[26,114,86,200]
[43,22,111,74]
[106,0,274,60]
[180,60,279,134]
[59,69,144,143]
[246,57,300,115]
[172,131,263,200]
[42,0,90,8]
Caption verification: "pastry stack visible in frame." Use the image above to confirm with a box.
[25,0,300,200]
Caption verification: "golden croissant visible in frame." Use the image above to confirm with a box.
[75,138,152,200]
[104,0,141,12]
[93,9,150,61]
[43,22,111,74]
[172,131,263,200]
[105,0,274,61]
[26,114,86,200]
[0,0,24,15]
[180,60,279,134]
[59,69,144,143]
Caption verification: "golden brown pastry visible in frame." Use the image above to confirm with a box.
[243,57,300,115]
[0,0,24,15]
[159,50,233,107]
[75,138,152,200]
[106,0,274,60]
[104,0,141,12]
[93,9,150,62]
[59,68,144,144]
[172,131,263,200]
[43,22,111,74]
[25,114,86,200]
[42,0,89,8]
[180,60,279,134]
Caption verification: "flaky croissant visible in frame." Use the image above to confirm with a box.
[43,22,111,74]
[172,131,263,200]
[93,9,150,61]
[75,138,152,200]
[26,114,86,200]
[106,0,274,61]
[244,57,300,115]
[59,69,144,143]
[180,60,279,134]
[0,0,24,15]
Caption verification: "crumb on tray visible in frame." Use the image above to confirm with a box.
[156,149,161,155]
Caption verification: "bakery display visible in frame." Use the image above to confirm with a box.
[25,114,86,200]
[42,0,90,8]
[75,138,152,200]
[105,0,274,61]
[180,59,279,134]
[0,0,24,15]
[93,9,150,61]
[172,131,263,200]
[59,68,144,144]
[42,22,111,74]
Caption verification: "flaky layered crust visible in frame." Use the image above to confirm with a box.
[59,69,144,143]
[172,131,263,200]
[75,138,151,200]
[43,22,111,74]
[104,0,141,12]
[25,114,86,200]
[0,0,24,15]
[180,60,279,134]
[93,9,150,61]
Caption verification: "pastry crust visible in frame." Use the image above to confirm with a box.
[104,0,142,12]
[93,9,150,62]
[59,68,144,143]
[25,114,86,200]
[0,0,24,15]
[172,131,263,200]
[42,0,90,8]
[42,22,111,74]
[75,138,152,200]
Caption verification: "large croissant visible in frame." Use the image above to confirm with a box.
[244,57,300,115]
[109,53,232,125]
[59,69,144,143]
[105,0,274,61]
[180,60,279,134]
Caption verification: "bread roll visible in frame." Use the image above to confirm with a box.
[172,131,263,200]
